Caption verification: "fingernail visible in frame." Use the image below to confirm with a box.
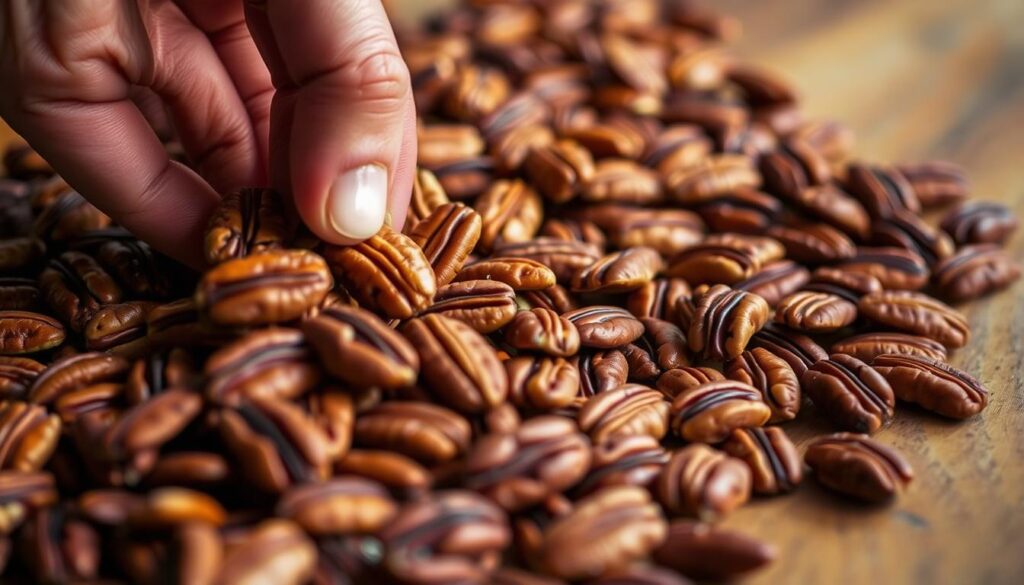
[328,164,388,240]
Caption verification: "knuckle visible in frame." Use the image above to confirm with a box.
[339,48,411,113]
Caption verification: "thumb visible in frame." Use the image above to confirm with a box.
[245,0,416,244]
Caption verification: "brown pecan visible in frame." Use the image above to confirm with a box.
[871,209,954,266]
[203,187,288,265]
[431,156,496,200]
[323,226,436,319]
[524,139,595,203]
[656,367,726,400]
[602,33,669,95]
[529,486,667,580]
[896,161,969,207]
[94,238,174,299]
[655,444,751,520]
[455,256,556,291]
[694,187,781,234]
[493,238,601,283]
[575,350,630,397]
[803,266,883,303]
[417,124,485,168]
[335,449,432,497]
[474,179,543,251]
[196,249,332,326]
[40,251,122,331]
[563,306,645,349]
[722,427,802,494]
[464,416,591,511]
[733,260,810,306]
[837,246,930,290]
[758,139,831,200]
[766,221,855,264]
[83,301,155,356]
[18,506,100,583]
[572,246,663,293]
[518,284,578,315]
[409,202,482,286]
[652,520,776,581]
[0,237,45,273]
[354,401,471,464]
[142,452,230,489]
[146,297,241,349]
[858,290,970,348]
[622,318,689,383]
[504,308,580,357]
[27,352,129,405]
[802,354,894,433]
[627,278,691,323]
[420,280,518,333]
[725,348,800,423]
[0,470,57,533]
[204,329,321,405]
[443,65,511,122]
[805,433,913,503]
[830,332,947,363]
[582,159,663,205]
[774,290,857,332]
[491,123,555,174]
[0,311,65,355]
[276,476,396,535]
[846,163,921,219]
[564,121,648,160]
[0,277,39,311]
[940,201,1018,246]
[666,243,759,285]
[540,218,607,249]
[609,208,705,257]
[0,400,60,471]
[685,284,769,360]
[668,47,729,91]
[506,356,579,411]
[578,384,670,443]
[575,434,668,497]
[666,155,761,204]
[401,314,508,414]
[216,519,316,585]
[792,183,871,240]
[669,381,770,443]
[872,354,988,419]
[302,305,419,390]
[33,190,110,242]
[931,244,1021,302]
[0,357,45,400]
[405,168,452,231]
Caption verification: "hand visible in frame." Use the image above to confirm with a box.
[0,0,416,266]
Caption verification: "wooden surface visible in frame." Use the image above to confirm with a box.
[2,1,1023,584]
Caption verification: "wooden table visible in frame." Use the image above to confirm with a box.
[3,1,1022,583]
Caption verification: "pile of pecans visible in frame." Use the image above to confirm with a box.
[1,0,1021,583]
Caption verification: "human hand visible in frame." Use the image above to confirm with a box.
[0,0,416,266]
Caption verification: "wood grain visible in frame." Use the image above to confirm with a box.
[2,1,1021,583]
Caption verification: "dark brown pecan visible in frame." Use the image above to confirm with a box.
[0,277,39,311]
[420,280,518,333]
[802,354,895,433]
[666,244,759,285]
[685,284,769,361]
[276,476,396,535]
[575,434,668,497]
[529,486,666,581]
[40,251,122,331]
[940,201,1018,246]
[0,311,65,355]
[564,121,647,160]
[830,332,947,363]
[766,221,855,264]
[845,163,921,219]
[722,427,802,495]
[0,237,45,273]
[146,298,239,349]
[455,256,557,291]
[803,266,883,303]
[931,244,1021,302]
[405,168,452,232]
[3,143,53,179]
[335,449,432,498]
[141,452,230,489]
[669,381,770,443]
[858,290,970,348]
[704,233,786,267]
[302,305,418,390]
[354,401,471,464]
[443,64,511,122]
[431,156,496,200]
[323,227,436,319]
[790,183,871,240]
[871,209,955,266]
[837,246,930,290]
[622,318,689,383]
[578,384,670,443]
[872,354,988,419]
[464,416,590,511]
[524,139,595,203]
[627,278,691,323]
[377,490,510,583]
[0,470,57,533]
[401,314,508,414]
[563,306,645,349]
[504,308,580,357]
[518,284,578,315]
[216,519,316,585]
[602,32,669,95]
[694,187,781,234]
[655,444,751,520]
[896,161,968,207]
[575,350,630,397]
[83,301,154,356]
[581,159,663,205]
[0,400,60,471]
[733,260,810,307]
[0,357,45,400]
[204,329,321,405]
[474,179,543,251]
[409,202,482,286]
[204,187,288,265]
[101,387,202,464]
[656,367,726,400]
[540,218,606,249]
[493,238,602,284]
[196,249,332,326]
[27,352,129,405]
[774,290,857,333]
[219,396,332,492]
[804,433,913,503]
[18,506,100,583]
[758,139,831,200]
[491,123,555,174]
[94,239,174,300]
[725,348,800,423]
[116,522,221,585]
[608,208,705,257]
[666,155,761,204]
[572,246,663,293]
[652,520,776,581]
[33,190,110,242]
[506,356,579,411]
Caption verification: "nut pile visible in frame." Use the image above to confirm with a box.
[0,0,1021,583]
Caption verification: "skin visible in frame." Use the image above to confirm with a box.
[0,0,416,267]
